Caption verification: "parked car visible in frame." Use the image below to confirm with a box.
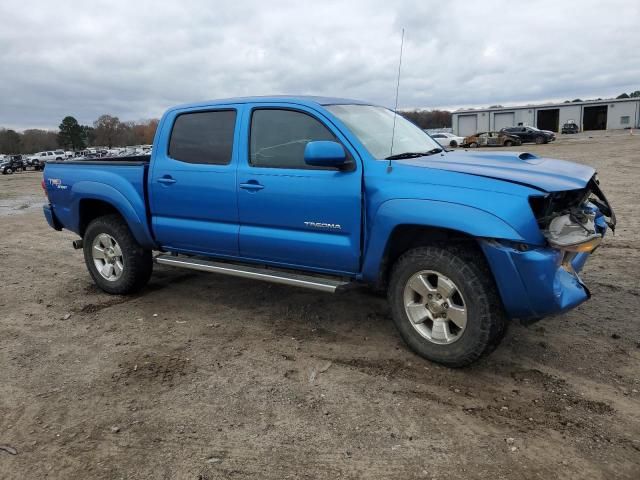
[500,126,554,144]
[1,155,26,174]
[562,123,580,134]
[540,129,557,141]
[463,131,522,148]
[42,96,615,367]
[430,132,466,148]
[30,150,65,170]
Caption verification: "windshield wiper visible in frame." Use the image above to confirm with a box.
[385,148,443,160]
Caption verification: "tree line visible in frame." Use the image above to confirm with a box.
[0,115,159,154]
[398,109,452,129]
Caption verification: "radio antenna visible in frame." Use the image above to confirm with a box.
[388,28,405,173]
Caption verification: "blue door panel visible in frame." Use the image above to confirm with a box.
[153,215,238,255]
[239,221,358,270]
[149,105,244,255]
[151,166,238,254]
[236,103,362,273]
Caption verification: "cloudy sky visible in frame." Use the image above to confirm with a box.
[1,0,638,130]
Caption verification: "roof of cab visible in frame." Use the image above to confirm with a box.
[169,95,375,112]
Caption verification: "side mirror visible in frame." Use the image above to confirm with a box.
[304,141,347,168]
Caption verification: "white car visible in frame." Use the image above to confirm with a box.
[29,150,65,169]
[430,132,466,148]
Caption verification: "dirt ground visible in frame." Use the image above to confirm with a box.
[1,131,639,479]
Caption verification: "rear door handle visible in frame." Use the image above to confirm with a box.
[157,176,176,185]
[239,181,264,191]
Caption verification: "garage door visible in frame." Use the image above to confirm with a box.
[494,112,515,131]
[458,115,477,136]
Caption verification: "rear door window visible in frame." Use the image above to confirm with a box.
[169,110,236,165]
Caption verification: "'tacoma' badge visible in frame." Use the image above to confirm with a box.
[304,221,342,230]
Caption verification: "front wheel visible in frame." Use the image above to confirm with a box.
[504,140,513,147]
[449,140,458,148]
[83,214,152,294]
[469,142,479,148]
[5,167,13,174]
[388,246,507,367]
[534,135,544,144]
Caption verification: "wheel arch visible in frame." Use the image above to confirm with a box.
[78,199,122,237]
[362,198,525,290]
[374,225,490,291]
[71,185,155,249]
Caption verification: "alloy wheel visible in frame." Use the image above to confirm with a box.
[403,270,468,344]
[92,233,124,281]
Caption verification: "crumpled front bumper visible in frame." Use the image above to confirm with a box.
[480,240,596,322]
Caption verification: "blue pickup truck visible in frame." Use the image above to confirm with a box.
[42,96,615,366]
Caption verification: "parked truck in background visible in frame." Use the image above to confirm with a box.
[42,96,615,367]
[29,150,66,170]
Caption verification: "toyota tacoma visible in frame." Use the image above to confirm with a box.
[42,96,615,367]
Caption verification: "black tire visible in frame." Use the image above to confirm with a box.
[504,140,513,147]
[450,140,458,148]
[5,167,13,174]
[534,135,544,144]
[388,246,507,367]
[83,214,152,294]
[469,142,479,148]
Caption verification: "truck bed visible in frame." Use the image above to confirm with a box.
[43,158,156,249]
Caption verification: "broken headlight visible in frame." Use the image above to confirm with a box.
[529,175,615,255]
[544,209,601,252]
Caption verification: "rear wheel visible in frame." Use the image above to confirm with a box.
[388,246,507,367]
[5,167,13,174]
[83,214,152,294]
[469,142,479,148]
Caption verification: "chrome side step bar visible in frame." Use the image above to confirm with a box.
[155,255,352,293]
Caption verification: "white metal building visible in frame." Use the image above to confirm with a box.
[451,98,640,136]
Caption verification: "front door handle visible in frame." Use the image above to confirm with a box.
[157,176,176,185]
[239,181,264,191]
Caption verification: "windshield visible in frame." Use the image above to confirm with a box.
[326,104,441,159]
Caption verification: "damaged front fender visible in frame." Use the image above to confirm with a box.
[480,240,593,322]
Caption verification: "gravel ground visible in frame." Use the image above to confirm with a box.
[1,131,639,479]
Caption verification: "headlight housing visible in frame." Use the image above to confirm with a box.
[544,211,601,252]
[528,174,615,255]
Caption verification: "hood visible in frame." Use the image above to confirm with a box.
[401,151,595,192]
